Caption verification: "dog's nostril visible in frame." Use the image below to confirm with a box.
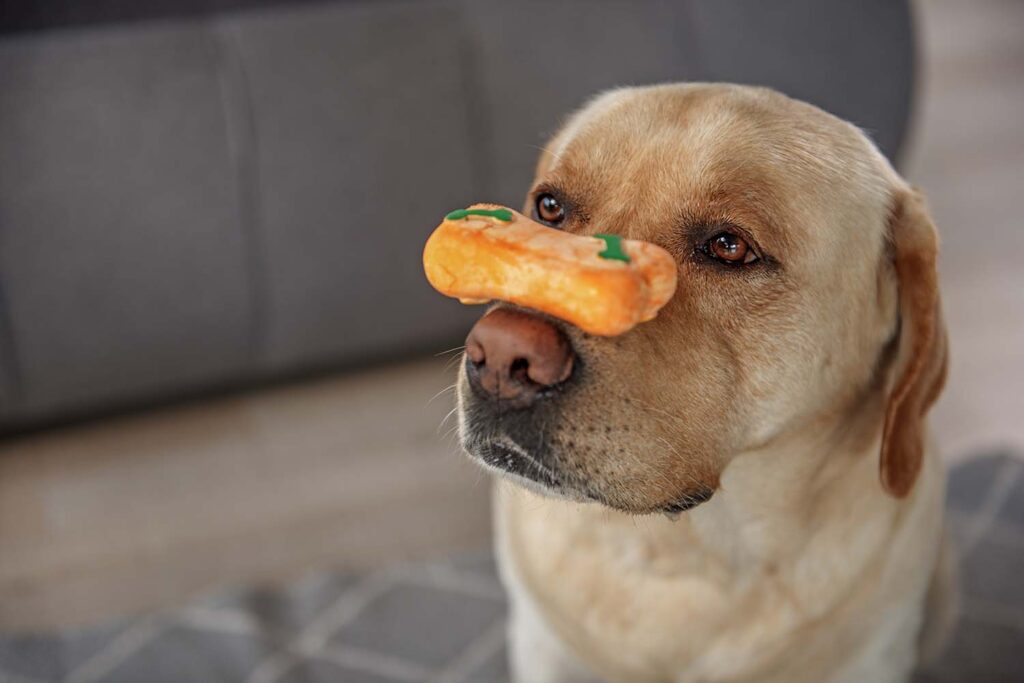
[510,357,530,384]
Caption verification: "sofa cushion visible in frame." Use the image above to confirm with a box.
[0,23,253,424]
[221,0,479,372]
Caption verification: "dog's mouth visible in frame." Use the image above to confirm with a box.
[456,349,716,516]
[459,413,602,504]
[473,438,563,489]
[461,423,715,515]
[660,488,716,516]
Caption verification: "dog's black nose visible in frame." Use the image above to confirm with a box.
[465,308,574,409]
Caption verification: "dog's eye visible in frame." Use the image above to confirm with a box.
[535,193,566,226]
[704,232,759,265]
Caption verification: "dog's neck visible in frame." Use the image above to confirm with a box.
[688,392,906,580]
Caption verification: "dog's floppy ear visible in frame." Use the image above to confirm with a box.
[879,187,949,498]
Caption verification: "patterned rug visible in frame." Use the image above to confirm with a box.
[1,454,1021,683]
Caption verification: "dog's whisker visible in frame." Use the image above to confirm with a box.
[443,354,465,373]
[437,405,460,435]
[441,422,460,441]
[434,345,466,358]
[427,383,457,406]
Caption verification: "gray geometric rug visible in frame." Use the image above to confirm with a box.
[1,454,1022,683]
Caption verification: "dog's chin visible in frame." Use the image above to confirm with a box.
[463,436,591,503]
[481,463,593,504]
[457,389,715,515]
[461,433,716,516]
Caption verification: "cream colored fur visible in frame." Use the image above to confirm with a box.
[496,432,946,683]
[456,84,951,683]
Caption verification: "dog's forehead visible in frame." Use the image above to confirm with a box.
[541,85,896,254]
[551,87,745,179]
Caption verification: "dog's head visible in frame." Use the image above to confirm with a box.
[456,84,947,515]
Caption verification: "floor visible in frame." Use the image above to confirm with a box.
[0,453,1022,683]
[0,358,491,630]
[0,0,1020,663]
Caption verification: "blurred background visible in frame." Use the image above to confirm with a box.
[0,0,1020,681]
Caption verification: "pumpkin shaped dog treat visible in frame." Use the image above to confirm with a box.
[422,204,677,336]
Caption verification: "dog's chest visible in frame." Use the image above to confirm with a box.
[495,486,814,683]
[493,482,921,683]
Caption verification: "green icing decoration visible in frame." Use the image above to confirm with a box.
[446,207,513,222]
[594,234,630,263]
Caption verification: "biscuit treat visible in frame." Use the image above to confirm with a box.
[422,204,677,336]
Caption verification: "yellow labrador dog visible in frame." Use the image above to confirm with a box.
[455,83,950,683]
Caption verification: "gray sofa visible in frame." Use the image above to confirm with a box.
[0,0,914,431]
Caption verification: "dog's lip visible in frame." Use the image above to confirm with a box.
[465,436,605,503]
[464,431,717,515]
[470,437,563,488]
[660,488,716,517]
